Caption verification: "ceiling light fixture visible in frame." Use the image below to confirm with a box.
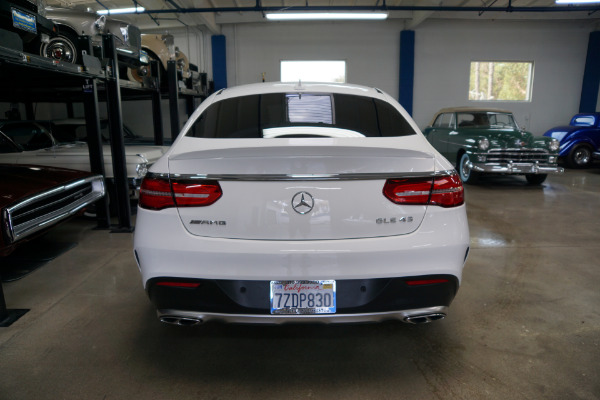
[555,0,600,3]
[265,12,389,21]
[97,6,145,15]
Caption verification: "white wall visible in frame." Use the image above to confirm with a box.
[221,18,594,135]
[414,19,591,134]
[221,20,403,93]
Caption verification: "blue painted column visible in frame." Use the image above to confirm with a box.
[579,31,600,113]
[399,30,415,116]
[211,35,227,91]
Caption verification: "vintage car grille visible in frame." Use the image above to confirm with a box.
[10,0,38,13]
[486,149,549,163]
[4,176,105,244]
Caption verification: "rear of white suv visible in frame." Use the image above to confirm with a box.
[133,82,469,325]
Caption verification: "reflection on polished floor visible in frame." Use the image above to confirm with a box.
[0,169,599,399]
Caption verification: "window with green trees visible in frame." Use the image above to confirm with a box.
[469,61,533,101]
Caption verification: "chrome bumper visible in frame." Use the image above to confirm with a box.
[157,306,449,325]
[467,161,564,175]
[593,151,600,160]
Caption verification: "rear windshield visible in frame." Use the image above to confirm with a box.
[186,93,417,138]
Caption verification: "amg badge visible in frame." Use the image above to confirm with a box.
[190,220,226,226]
[376,217,414,224]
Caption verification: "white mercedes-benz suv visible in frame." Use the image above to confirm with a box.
[133,82,470,326]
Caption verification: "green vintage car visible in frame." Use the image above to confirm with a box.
[423,107,563,184]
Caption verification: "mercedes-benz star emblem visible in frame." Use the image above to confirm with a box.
[292,191,314,215]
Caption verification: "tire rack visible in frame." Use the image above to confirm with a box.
[166,59,204,142]
[0,35,206,230]
[0,34,205,326]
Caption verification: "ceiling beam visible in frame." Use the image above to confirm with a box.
[191,0,220,34]
[174,0,220,34]
[137,4,600,14]
[405,10,435,29]
[406,0,472,29]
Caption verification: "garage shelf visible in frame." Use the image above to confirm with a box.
[1,34,208,232]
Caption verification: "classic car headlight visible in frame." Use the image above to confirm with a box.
[477,138,490,151]
[136,162,148,179]
[135,154,149,178]
[94,15,106,32]
[549,138,560,152]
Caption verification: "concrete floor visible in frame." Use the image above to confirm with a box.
[0,168,599,400]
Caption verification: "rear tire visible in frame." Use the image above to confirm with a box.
[458,153,479,184]
[525,174,547,185]
[39,30,79,64]
[566,144,593,168]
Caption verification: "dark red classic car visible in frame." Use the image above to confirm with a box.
[0,164,105,257]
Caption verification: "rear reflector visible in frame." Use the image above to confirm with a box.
[383,173,464,208]
[156,282,202,288]
[139,176,222,210]
[405,278,449,286]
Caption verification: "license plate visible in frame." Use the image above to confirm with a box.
[12,8,37,34]
[270,280,336,314]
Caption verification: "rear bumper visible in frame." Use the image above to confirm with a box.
[147,275,458,320]
[468,161,563,175]
[134,205,469,284]
[134,204,470,324]
[158,306,449,325]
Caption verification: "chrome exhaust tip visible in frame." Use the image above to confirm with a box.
[159,316,203,326]
[403,313,446,324]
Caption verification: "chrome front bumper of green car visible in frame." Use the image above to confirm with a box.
[467,160,564,175]
[466,149,564,175]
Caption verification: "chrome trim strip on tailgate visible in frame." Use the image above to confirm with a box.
[162,170,455,181]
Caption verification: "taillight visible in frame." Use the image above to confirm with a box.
[430,173,464,207]
[139,176,175,210]
[382,178,433,205]
[171,180,222,207]
[383,173,464,208]
[139,176,222,210]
